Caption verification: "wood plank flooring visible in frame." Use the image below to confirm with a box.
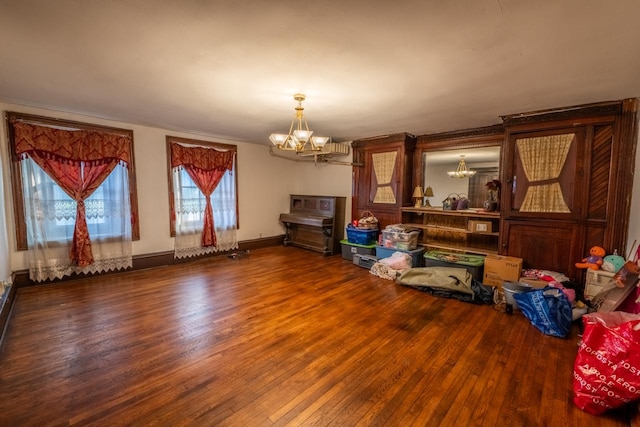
[0,246,633,426]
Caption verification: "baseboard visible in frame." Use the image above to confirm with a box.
[11,234,284,287]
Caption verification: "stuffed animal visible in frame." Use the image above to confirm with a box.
[575,246,606,270]
[601,254,626,273]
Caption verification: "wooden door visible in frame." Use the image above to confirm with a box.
[352,134,415,229]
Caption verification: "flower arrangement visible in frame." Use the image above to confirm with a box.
[484,179,501,211]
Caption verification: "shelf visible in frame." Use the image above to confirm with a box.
[419,242,498,256]
[402,207,501,256]
[404,222,499,236]
[401,207,500,218]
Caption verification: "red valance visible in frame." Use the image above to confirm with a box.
[13,122,131,166]
[170,143,235,171]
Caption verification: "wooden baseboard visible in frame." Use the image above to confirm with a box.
[11,235,284,288]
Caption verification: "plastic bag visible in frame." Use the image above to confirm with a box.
[573,312,640,415]
[379,251,412,270]
[512,287,572,338]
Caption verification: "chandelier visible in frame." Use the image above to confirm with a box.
[269,94,330,153]
[447,155,477,178]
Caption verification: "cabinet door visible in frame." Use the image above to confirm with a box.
[502,219,580,277]
[352,134,415,228]
[356,146,403,227]
[503,128,584,220]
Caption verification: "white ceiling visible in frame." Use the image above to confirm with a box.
[1,0,640,146]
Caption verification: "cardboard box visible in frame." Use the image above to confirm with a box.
[482,254,523,287]
[468,220,493,233]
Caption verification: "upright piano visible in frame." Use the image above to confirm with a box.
[279,195,346,256]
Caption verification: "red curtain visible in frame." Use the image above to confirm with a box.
[13,121,131,267]
[171,143,235,247]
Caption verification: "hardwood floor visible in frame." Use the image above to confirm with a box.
[0,246,632,426]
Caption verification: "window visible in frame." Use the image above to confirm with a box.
[166,136,238,258]
[21,158,131,243]
[6,112,140,281]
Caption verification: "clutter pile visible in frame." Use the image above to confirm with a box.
[341,217,640,417]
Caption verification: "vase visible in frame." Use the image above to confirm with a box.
[483,200,498,212]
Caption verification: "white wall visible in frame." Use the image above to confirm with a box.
[0,102,354,272]
[291,155,354,239]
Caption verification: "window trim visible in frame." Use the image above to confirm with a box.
[5,111,141,251]
[165,135,239,237]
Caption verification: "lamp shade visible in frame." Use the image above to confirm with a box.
[424,186,434,197]
[412,186,424,198]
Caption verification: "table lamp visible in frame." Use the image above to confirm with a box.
[424,186,434,207]
[412,186,424,207]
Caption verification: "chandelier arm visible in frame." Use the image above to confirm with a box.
[288,118,295,136]
[271,93,326,153]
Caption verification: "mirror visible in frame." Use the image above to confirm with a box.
[422,146,501,209]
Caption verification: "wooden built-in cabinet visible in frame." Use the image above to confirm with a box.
[401,207,500,256]
[353,99,638,281]
[500,99,638,279]
[351,133,416,229]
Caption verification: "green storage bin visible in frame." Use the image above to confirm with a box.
[341,239,377,261]
[423,250,485,281]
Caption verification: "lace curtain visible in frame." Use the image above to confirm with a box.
[517,133,574,213]
[21,159,132,281]
[13,121,133,282]
[171,143,237,259]
[372,151,397,204]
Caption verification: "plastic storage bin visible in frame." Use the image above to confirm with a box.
[340,239,377,261]
[375,246,425,267]
[353,253,378,269]
[423,250,485,282]
[346,225,379,246]
[381,229,420,250]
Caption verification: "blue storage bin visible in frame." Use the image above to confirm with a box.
[375,246,425,267]
[346,225,379,245]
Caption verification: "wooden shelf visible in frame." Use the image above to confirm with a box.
[401,207,500,218]
[405,222,499,236]
[402,208,501,255]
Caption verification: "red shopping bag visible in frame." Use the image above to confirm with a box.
[573,312,640,415]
